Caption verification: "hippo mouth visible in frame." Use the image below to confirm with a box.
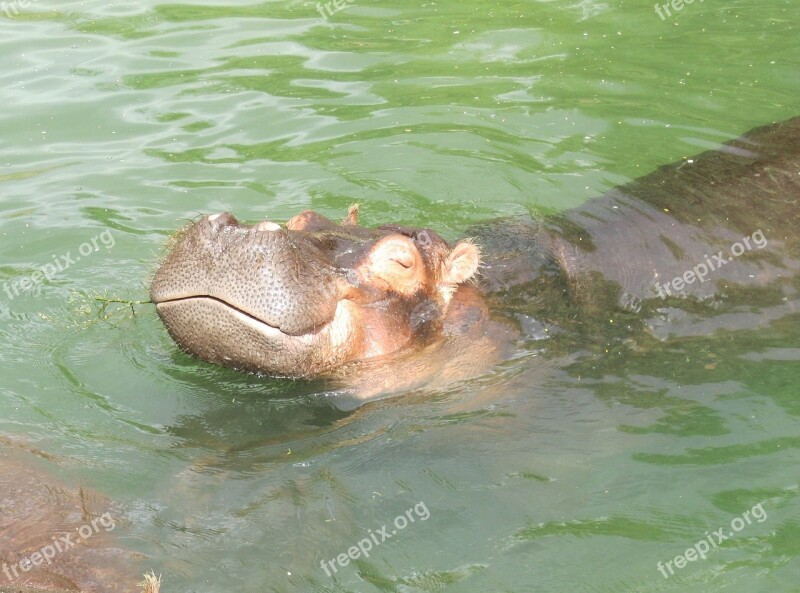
[154,294,335,338]
[152,284,355,377]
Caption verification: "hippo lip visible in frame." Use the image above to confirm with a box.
[154,294,333,337]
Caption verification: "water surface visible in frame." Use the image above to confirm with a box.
[0,0,798,591]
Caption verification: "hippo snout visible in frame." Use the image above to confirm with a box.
[151,213,344,336]
[150,213,358,377]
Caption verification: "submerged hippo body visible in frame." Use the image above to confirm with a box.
[0,439,149,593]
[151,117,800,397]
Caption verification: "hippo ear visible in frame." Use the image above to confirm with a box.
[342,203,359,226]
[442,241,480,285]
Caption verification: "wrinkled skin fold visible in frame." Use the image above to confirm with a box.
[151,117,800,398]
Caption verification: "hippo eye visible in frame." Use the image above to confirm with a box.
[392,253,414,269]
[356,235,422,295]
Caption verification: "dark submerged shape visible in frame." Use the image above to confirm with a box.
[0,441,145,592]
[151,117,800,398]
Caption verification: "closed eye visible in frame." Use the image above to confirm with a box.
[392,255,413,269]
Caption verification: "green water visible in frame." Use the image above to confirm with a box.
[1,0,799,591]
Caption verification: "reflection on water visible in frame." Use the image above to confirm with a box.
[0,0,799,590]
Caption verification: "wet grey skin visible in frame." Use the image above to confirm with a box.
[151,117,800,386]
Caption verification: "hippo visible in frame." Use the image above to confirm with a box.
[151,117,800,398]
[0,438,159,593]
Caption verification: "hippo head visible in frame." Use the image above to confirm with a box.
[150,206,481,379]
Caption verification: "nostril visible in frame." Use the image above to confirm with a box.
[256,220,281,232]
[205,212,238,228]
